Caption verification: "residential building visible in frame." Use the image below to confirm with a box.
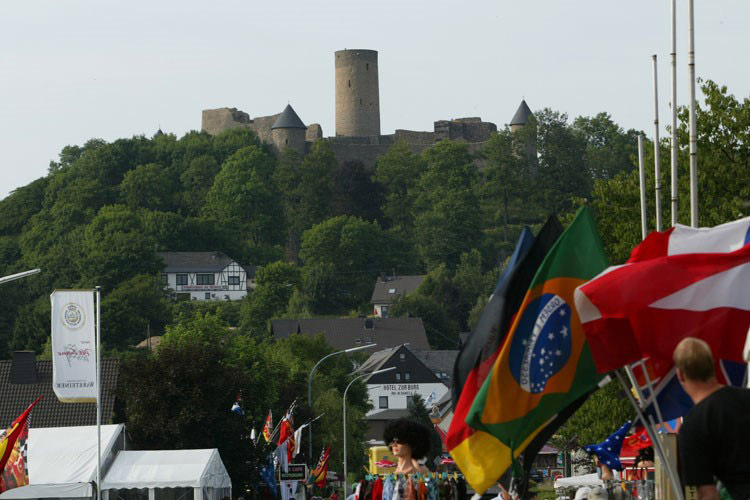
[0,351,119,428]
[370,275,424,317]
[271,317,431,351]
[157,251,250,301]
[356,345,451,440]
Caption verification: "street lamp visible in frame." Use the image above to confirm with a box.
[308,343,377,462]
[343,366,396,493]
[0,269,40,285]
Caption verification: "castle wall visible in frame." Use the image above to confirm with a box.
[202,108,252,136]
[335,49,380,137]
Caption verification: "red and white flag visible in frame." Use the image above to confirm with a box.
[575,217,750,374]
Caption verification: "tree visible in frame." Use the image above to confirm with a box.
[77,205,162,291]
[330,160,384,222]
[240,261,301,336]
[572,112,639,181]
[274,141,337,260]
[203,146,284,249]
[299,216,391,314]
[373,141,425,231]
[119,318,258,492]
[414,141,481,269]
[178,155,220,216]
[120,163,178,211]
[101,274,172,349]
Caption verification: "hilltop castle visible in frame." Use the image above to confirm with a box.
[201,49,534,165]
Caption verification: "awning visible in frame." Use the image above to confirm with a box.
[102,449,231,490]
[0,483,92,499]
[554,473,604,489]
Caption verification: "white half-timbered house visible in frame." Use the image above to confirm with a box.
[157,251,250,301]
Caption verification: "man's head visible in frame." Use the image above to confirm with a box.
[674,337,715,384]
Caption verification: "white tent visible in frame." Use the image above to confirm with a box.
[553,473,604,489]
[0,424,125,500]
[102,449,231,500]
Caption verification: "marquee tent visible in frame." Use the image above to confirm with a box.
[0,424,125,500]
[101,449,231,500]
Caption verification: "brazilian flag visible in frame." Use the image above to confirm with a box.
[464,206,608,493]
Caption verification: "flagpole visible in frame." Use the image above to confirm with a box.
[670,0,679,227]
[615,370,684,500]
[652,55,663,232]
[688,0,699,227]
[637,134,648,240]
[96,286,102,500]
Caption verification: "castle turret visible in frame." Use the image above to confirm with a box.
[335,49,380,137]
[510,100,537,172]
[271,104,307,154]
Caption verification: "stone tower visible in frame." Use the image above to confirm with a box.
[335,49,380,137]
[271,104,307,155]
[510,100,537,172]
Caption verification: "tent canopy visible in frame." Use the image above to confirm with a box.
[102,449,231,490]
[0,424,124,499]
[554,473,604,489]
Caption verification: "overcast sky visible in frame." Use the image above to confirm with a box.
[1,0,749,200]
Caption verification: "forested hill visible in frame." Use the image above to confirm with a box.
[1,80,745,358]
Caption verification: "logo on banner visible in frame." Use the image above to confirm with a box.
[509,293,572,394]
[62,303,85,329]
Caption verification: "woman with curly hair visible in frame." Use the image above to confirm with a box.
[383,418,431,475]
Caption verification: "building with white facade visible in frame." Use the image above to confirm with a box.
[157,251,250,301]
[357,345,455,440]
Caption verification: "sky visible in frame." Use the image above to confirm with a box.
[1,0,749,200]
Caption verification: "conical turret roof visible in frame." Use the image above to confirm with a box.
[272,104,307,130]
[510,100,533,126]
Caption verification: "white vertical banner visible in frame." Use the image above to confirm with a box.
[51,289,97,402]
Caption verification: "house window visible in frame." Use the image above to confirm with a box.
[360,98,363,105]
[406,395,413,407]
[160,274,168,285]
[399,353,406,361]
[405,372,411,381]
[197,274,214,285]
[380,305,389,318]
[228,276,240,286]
[205,292,211,300]
[176,274,188,286]
[379,396,388,409]
[348,80,351,88]
[388,288,396,294]
[395,373,401,381]
[366,63,369,71]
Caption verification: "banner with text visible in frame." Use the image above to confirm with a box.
[51,290,96,403]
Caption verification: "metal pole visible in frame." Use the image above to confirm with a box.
[652,55,663,232]
[343,367,395,495]
[638,135,648,240]
[0,268,41,285]
[615,370,684,500]
[308,344,377,463]
[670,0,679,226]
[688,0,699,227]
[96,286,102,500]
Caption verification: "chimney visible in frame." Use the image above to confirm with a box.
[10,351,37,384]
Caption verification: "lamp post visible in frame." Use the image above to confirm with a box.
[343,366,396,493]
[308,344,377,462]
[0,269,40,285]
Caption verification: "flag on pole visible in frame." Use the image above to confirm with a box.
[448,218,563,491]
[231,393,244,416]
[0,397,41,491]
[292,423,308,458]
[462,207,609,494]
[306,446,331,488]
[575,218,750,375]
[262,410,273,443]
[278,413,295,462]
[583,420,632,471]
[50,290,97,402]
